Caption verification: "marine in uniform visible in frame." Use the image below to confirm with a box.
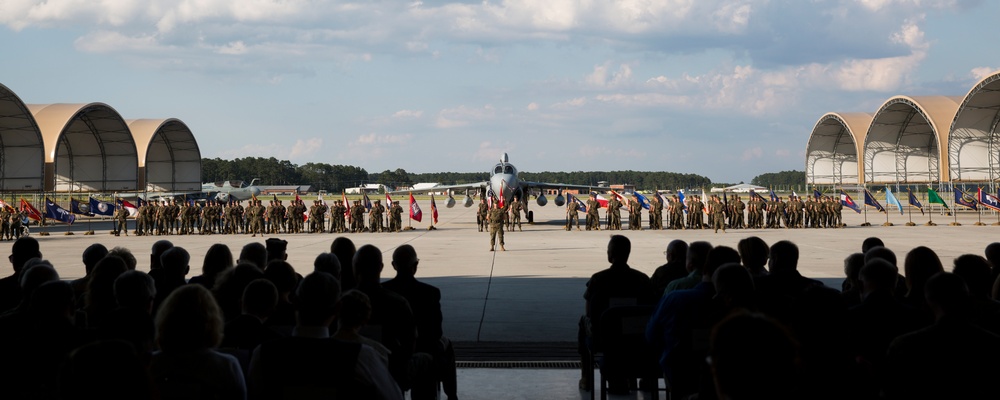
[585,194,601,231]
[488,201,505,251]
[566,198,580,231]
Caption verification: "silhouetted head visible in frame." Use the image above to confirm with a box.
[904,246,943,296]
[686,241,713,274]
[860,259,898,297]
[392,245,419,277]
[737,236,768,272]
[114,270,156,311]
[864,246,897,267]
[10,236,41,274]
[313,253,341,279]
[665,240,688,264]
[108,247,137,270]
[238,242,267,271]
[606,235,631,265]
[353,244,384,285]
[202,243,234,279]
[768,241,799,273]
[242,278,278,318]
[924,272,969,318]
[710,312,800,400]
[295,272,341,327]
[337,289,372,330]
[264,260,298,296]
[705,246,741,278]
[149,240,173,270]
[265,238,288,262]
[861,237,884,254]
[713,263,755,308]
[156,285,224,352]
[953,254,992,298]
[82,243,108,275]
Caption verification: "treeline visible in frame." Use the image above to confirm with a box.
[751,170,805,188]
[201,157,713,192]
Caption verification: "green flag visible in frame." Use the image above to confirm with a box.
[927,188,949,209]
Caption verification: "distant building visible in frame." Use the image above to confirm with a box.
[346,184,384,194]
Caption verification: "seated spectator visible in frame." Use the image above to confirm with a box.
[265,238,288,263]
[189,243,233,290]
[737,236,769,279]
[153,247,191,315]
[354,244,417,393]
[840,253,865,308]
[884,272,1000,399]
[263,260,299,331]
[0,237,42,312]
[861,237,884,254]
[213,264,265,322]
[60,340,152,400]
[579,235,657,392]
[952,254,1000,334]
[650,239,688,298]
[901,246,943,321]
[709,312,801,400]
[103,270,157,364]
[863,245,907,299]
[237,242,267,271]
[70,243,108,307]
[222,279,281,351]
[82,256,129,329]
[331,237,357,290]
[333,289,391,363]
[313,252,341,279]
[248,272,402,400]
[147,240,174,280]
[383,244,457,400]
[663,241,712,295]
[108,246,138,270]
[150,285,246,400]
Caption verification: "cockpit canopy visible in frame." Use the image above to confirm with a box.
[493,164,516,175]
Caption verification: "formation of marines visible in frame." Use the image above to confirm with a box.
[0,206,28,240]
[118,195,418,237]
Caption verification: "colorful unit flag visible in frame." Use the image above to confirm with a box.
[677,190,687,212]
[497,186,505,209]
[342,191,351,220]
[840,190,861,213]
[430,194,439,224]
[884,187,904,215]
[954,187,978,210]
[45,198,75,224]
[863,189,885,213]
[409,193,422,222]
[362,192,372,211]
[927,188,948,209]
[633,192,651,210]
[569,193,587,213]
[70,198,93,216]
[978,188,1000,212]
[769,189,778,202]
[748,190,766,204]
[907,189,924,215]
[89,197,116,216]
[20,198,43,221]
[595,194,609,208]
[813,189,822,199]
[118,199,138,216]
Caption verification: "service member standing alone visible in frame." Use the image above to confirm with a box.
[489,201,505,252]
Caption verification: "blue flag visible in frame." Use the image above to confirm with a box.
[633,192,651,210]
[45,198,76,224]
[840,190,861,214]
[89,197,116,216]
[813,188,822,200]
[978,188,1000,212]
[907,189,924,215]
[71,198,94,216]
[954,187,978,210]
[864,189,885,213]
[678,190,687,213]
[362,191,372,211]
[568,193,587,213]
[769,189,779,202]
[884,187,904,215]
[749,190,767,204]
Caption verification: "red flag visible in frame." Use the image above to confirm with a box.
[431,194,439,224]
[409,193,423,222]
[498,185,505,209]
[386,192,392,206]
[20,198,43,221]
[342,191,351,221]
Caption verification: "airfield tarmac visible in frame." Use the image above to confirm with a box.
[7,202,996,344]
[5,204,997,399]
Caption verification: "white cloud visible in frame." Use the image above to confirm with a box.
[290,138,324,158]
[352,133,413,146]
[392,110,424,118]
[742,146,763,160]
[586,62,633,88]
[552,97,588,109]
[217,40,247,55]
[435,105,496,128]
[526,102,540,111]
[775,148,790,157]
[216,137,324,161]
[971,67,997,80]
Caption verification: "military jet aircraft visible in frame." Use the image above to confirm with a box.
[144,178,262,203]
[395,153,601,223]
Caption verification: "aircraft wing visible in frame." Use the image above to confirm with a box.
[388,182,489,194]
[518,181,603,193]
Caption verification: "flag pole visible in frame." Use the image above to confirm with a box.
[976,187,986,226]
[906,188,914,226]
[861,186,870,226]
[951,183,961,226]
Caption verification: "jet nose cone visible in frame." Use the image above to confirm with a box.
[251,187,262,196]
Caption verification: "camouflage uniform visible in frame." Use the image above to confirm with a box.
[488,204,505,251]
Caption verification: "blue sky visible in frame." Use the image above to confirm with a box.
[1,0,997,183]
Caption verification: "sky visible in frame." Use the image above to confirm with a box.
[1,0,998,183]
